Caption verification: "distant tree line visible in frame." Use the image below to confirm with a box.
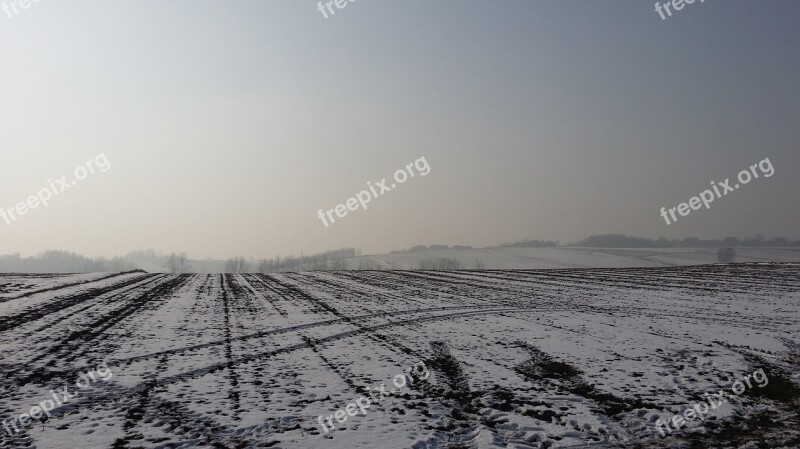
[0,250,136,273]
[356,258,382,270]
[225,257,249,273]
[251,247,360,273]
[575,234,800,248]
[164,252,191,273]
[395,235,799,251]
[415,258,486,270]
[392,244,473,254]
[417,258,463,270]
[499,239,559,248]
[2,234,795,274]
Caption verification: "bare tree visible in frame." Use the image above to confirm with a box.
[164,252,190,273]
[306,260,328,271]
[328,259,347,270]
[251,248,358,272]
[473,259,486,270]
[418,258,463,270]
[224,257,249,273]
[357,258,381,270]
[717,248,736,264]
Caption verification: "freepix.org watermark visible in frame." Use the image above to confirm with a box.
[660,157,774,225]
[2,362,113,436]
[2,0,48,19]
[317,156,431,228]
[1,153,111,226]
[655,0,707,21]
[655,368,769,438]
[316,0,355,19]
[317,362,430,434]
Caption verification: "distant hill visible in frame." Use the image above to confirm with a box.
[352,245,800,270]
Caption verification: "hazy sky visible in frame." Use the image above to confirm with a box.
[1,0,798,259]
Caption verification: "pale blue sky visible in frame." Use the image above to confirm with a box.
[1,0,798,258]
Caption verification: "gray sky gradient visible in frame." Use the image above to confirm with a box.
[1,0,798,259]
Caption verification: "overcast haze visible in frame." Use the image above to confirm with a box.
[1,0,798,259]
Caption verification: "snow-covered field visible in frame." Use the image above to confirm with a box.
[1,265,799,449]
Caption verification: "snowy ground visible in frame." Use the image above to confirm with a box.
[0,273,124,301]
[1,265,799,449]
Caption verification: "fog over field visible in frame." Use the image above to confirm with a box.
[1,1,799,448]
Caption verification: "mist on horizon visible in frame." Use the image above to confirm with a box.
[2,0,799,260]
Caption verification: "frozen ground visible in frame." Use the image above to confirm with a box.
[0,273,127,301]
[1,265,799,449]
